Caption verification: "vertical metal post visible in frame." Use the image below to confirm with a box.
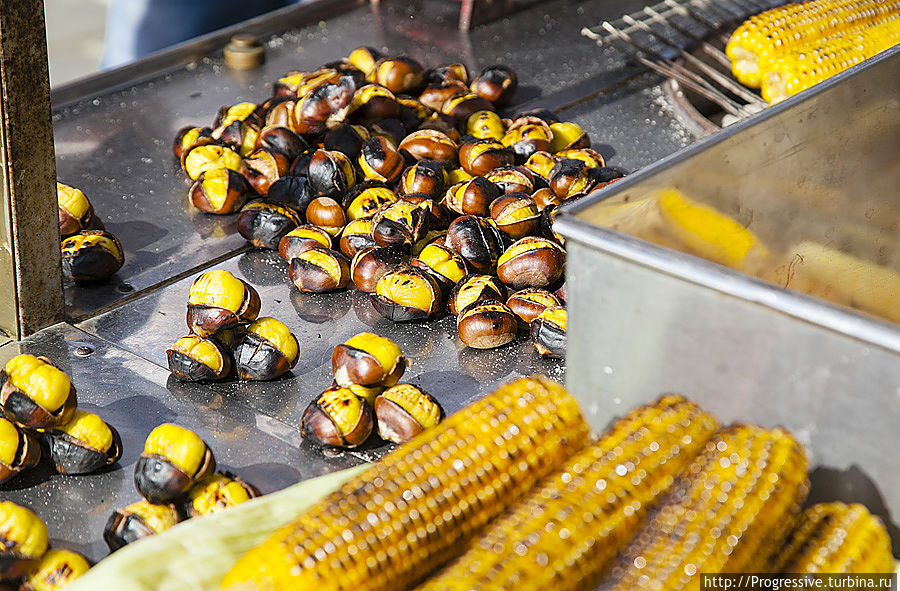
[0,0,63,339]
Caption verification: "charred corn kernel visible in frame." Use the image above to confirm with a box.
[121,500,180,533]
[775,502,894,574]
[0,418,18,466]
[171,335,227,373]
[2,354,72,414]
[549,121,588,153]
[60,231,123,262]
[22,548,91,590]
[56,182,90,220]
[188,270,247,313]
[417,244,467,283]
[466,111,505,140]
[597,424,810,590]
[58,410,113,454]
[380,384,442,430]
[144,423,207,475]
[0,501,49,560]
[247,317,299,364]
[222,376,591,591]
[184,145,242,180]
[220,102,257,127]
[419,395,719,591]
[188,473,258,517]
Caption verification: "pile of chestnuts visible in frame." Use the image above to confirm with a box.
[57,182,124,284]
[301,332,444,450]
[0,353,122,483]
[103,422,259,552]
[174,48,628,360]
[165,268,300,382]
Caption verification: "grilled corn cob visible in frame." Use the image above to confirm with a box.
[774,502,894,574]
[726,0,900,88]
[416,394,719,591]
[220,376,590,591]
[595,424,810,591]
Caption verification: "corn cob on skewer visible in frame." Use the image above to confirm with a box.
[775,502,894,573]
[416,394,720,591]
[595,424,810,591]
[220,376,591,591]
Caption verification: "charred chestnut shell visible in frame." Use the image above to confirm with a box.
[0,354,77,430]
[323,123,370,158]
[278,225,333,262]
[236,200,302,250]
[410,243,468,294]
[60,230,124,284]
[305,196,347,237]
[301,386,374,449]
[167,335,233,382]
[427,63,469,85]
[531,305,567,358]
[399,160,447,199]
[502,122,552,163]
[448,274,507,316]
[531,187,562,211]
[489,193,540,238]
[457,301,519,350]
[186,269,261,337]
[358,136,404,183]
[441,93,495,121]
[458,138,515,177]
[291,76,355,136]
[371,199,430,250]
[398,130,458,168]
[289,246,351,293]
[470,65,518,106]
[484,165,535,195]
[350,246,408,293]
[418,80,468,112]
[332,332,406,388]
[134,423,216,504]
[350,84,400,122]
[374,384,443,444]
[548,158,593,199]
[190,168,253,215]
[556,147,606,170]
[370,266,442,322]
[267,175,317,216]
[339,218,377,258]
[103,500,181,552]
[232,317,299,380]
[184,472,260,518]
[442,177,499,217]
[0,418,41,485]
[308,149,357,197]
[496,236,565,289]
[44,410,123,475]
[506,288,562,324]
[445,215,505,274]
[366,118,408,147]
[0,501,48,580]
[255,125,310,163]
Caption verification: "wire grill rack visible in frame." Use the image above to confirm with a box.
[582,0,787,124]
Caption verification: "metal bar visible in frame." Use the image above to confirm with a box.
[0,0,64,339]
[650,3,732,67]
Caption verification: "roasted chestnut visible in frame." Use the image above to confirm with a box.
[57,182,101,237]
[524,151,560,185]
[531,305,567,358]
[548,158,593,198]
[396,95,431,129]
[506,288,562,324]
[308,149,357,197]
[305,196,347,236]
[371,266,442,321]
[212,101,261,131]
[278,224,333,262]
[60,230,124,283]
[366,118,408,147]
[448,274,507,315]
[441,93,494,121]
[323,123,370,158]
[343,184,398,221]
[350,246,409,293]
[190,168,253,215]
[427,63,469,85]
[442,177,497,217]
[291,76,355,136]
[0,354,76,430]
[301,386,374,448]
[232,317,299,381]
[531,187,562,211]
[167,335,233,382]
[371,199,430,249]
[457,301,518,349]
[213,107,261,157]
[446,167,473,185]
[332,332,406,388]
[254,125,309,163]
[410,243,468,293]
[350,84,400,121]
[458,138,514,176]
[512,108,560,124]
[367,56,425,94]
[539,204,566,245]
[445,215,505,273]
[418,112,461,143]
[186,269,261,337]
[348,46,382,75]
[501,122,553,163]
[44,410,123,475]
[465,110,505,141]
[496,236,565,289]
[289,246,351,293]
[173,125,214,160]
[103,500,181,552]
[418,80,468,112]
[0,417,40,484]
[374,384,443,444]
[182,144,242,181]
[398,130,458,167]
[489,193,540,238]
[590,165,628,188]
[184,472,260,518]
[134,423,216,504]
[20,548,90,590]
[345,383,384,406]
[484,165,535,195]
[358,136,404,183]
[398,160,447,200]
[338,217,377,258]
[267,175,317,216]
[0,501,48,580]
[470,65,518,106]
[236,200,302,249]
[549,121,590,152]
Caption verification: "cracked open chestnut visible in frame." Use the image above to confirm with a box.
[0,501,48,580]
[301,386,374,449]
[368,56,425,94]
[350,246,408,293]
[20,548,91,590]
[0,417,40,485]
[348,46,382,75]
[350,84,400,122]
[291,76,355,136]
[267,175,317,216]
[57,182,102,237]
[489,192,540,238]
[549,121,590,152]
[398,160,447,199]
[323,123,369,159]
[531,187,562,211]
[470,65,518,106]
[309,149,357,197]
[501,122,552,163]
[182,144,242,181]
[523,150,559,186]
[1,354,77,430]
[134,423,216,504]
[457,301,519,349]
[418,80,468,112]
[44,410,122,475]
[186,269,260,337]
[61,230,124,283]
[332,332,406,388]
[278,224,333,262]
[343,184,398,221]
[173,125,214,160]
[374,384,443,444]
[254,125,309,163]
[442,177,498,217]
[305,196,346,237]
[458,138,514,176]
[484,165,534,194]
[371,266,442,321]
[441,93,494,121]
[397,95,431,129]
[410,243,468,294]
[233,317,299,380]
[371,199,430,250]
[358,136,404,183]
[184,472,260,518]
[398,130,458,168]
[448,274,507,315]
[103,500,181,552]
[190,168,253,215]
[338,217,376,258]
[531,305,567,358]
[548,158,593,198]
[289,246,351,293]
[506,287,562,324]
[445,215,505,274]
[427,63,469,85]
[466,110,505,141]
[496,236,565,289]
[167,335,233,382]
[236,200,302,249]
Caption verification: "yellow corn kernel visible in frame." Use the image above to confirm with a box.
[247,317,299,364]
[188,270,247,313]
[0,501,49,560]
[3,354,72,413]
[380,384,442,429]
[143,423,207,476]
[58,410,113,454]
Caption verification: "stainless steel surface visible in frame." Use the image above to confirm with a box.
[78,248,565,463]
[557,47,900,546]
[0,323,361,563]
